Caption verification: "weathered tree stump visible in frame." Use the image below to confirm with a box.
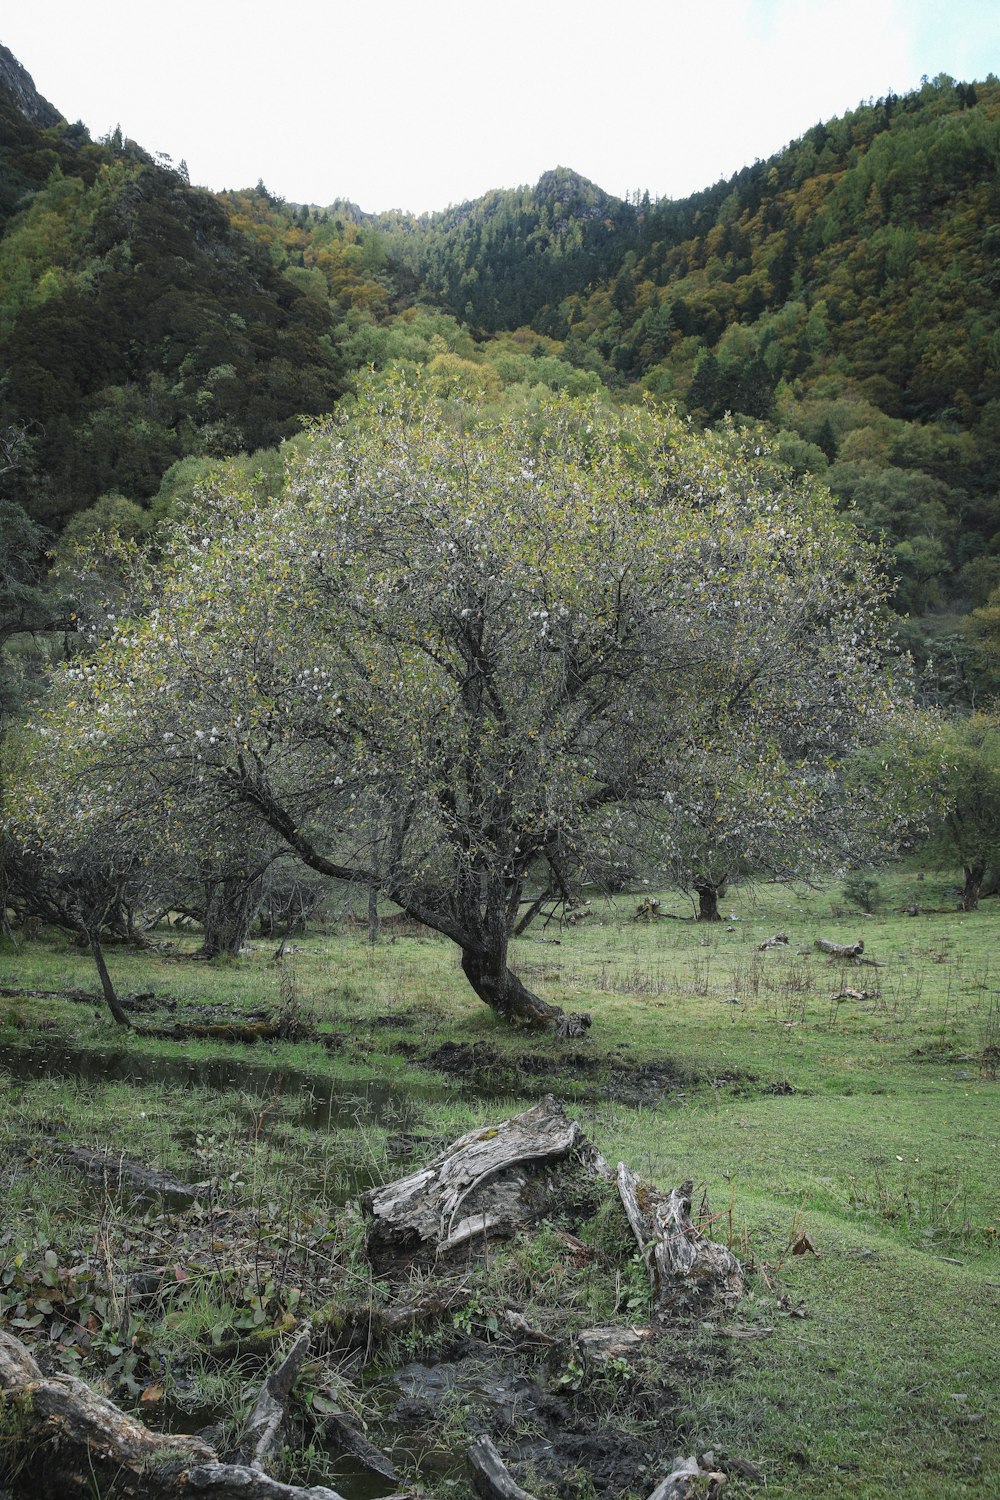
[616,1166,744,1310]
[239,1323,314,1470]
[555,1011,592,1038]
[364,1095,609,1270]
[577,1325,654,1362]
[633,898,664,921]
[647,1455,728,1500]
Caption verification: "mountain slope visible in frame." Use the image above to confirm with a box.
[2,47,999,627]
[0,54,343,526]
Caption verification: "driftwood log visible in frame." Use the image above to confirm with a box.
[815,937,864,960]
[52,1143,200,1206]
[364,1095,609,1269]
[0,1325,345,1500]
[616,1166,744,1310]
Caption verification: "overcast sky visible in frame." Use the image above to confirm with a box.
[4,1,997,214]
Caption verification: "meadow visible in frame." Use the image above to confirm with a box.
[0,869,997,1500]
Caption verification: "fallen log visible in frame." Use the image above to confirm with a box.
[0,984,153,1007]
[468,1434,538,1500]
[363,1095,608,1270]
[377,1283,475,1331]
[757,933,789,951]
[313,1380,400,1482]
[815,937,885,969]
[136,1019,312,1043]
[616,1166,744,1311]
[52,1143,199,1206]
[179,1465,346,1499]
[0,984,88,1002]
[0,1325,345,1500]
[814,938,864,960]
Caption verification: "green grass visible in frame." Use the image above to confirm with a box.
[0,869,998,1498]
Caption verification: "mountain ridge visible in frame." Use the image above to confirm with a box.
[0,44,60,128]
[2,44,999,649]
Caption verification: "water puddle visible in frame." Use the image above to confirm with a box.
[314,1455,399,1500]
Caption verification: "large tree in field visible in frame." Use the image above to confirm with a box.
[11,382,899,1026]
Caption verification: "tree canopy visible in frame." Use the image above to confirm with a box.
[11,381,902,1024]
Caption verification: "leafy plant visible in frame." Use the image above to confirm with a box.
[841,872,883,914]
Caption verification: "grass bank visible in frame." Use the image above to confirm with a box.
[0,870,997,1499]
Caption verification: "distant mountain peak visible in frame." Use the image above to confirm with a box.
[533,166,615,200]
[0,44,61,127]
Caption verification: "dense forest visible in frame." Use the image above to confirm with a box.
[2,47,1000,709]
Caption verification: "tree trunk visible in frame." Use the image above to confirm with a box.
[694,883,723,922]
[961,865,985,912]
[88,928,131,1027]
[460,947,565,1027]
[200,876,263,957]
[367,878,381,944]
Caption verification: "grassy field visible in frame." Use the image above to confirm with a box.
[0,869,997,1499]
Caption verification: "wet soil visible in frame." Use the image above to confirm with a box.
[423,1039,762,1106]
[358,1327,727,1498]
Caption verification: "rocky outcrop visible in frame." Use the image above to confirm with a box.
[0,45,61,127]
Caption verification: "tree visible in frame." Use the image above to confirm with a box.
[10,382,899,1027]
[924,713,1000,910]
[654,751,864,922]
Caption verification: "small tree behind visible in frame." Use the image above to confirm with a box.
[925,714,1000,910]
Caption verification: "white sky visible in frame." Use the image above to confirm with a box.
[4,1,997,214]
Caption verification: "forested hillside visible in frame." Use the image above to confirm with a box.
[2,50,999,647]
[0,48,343,531]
